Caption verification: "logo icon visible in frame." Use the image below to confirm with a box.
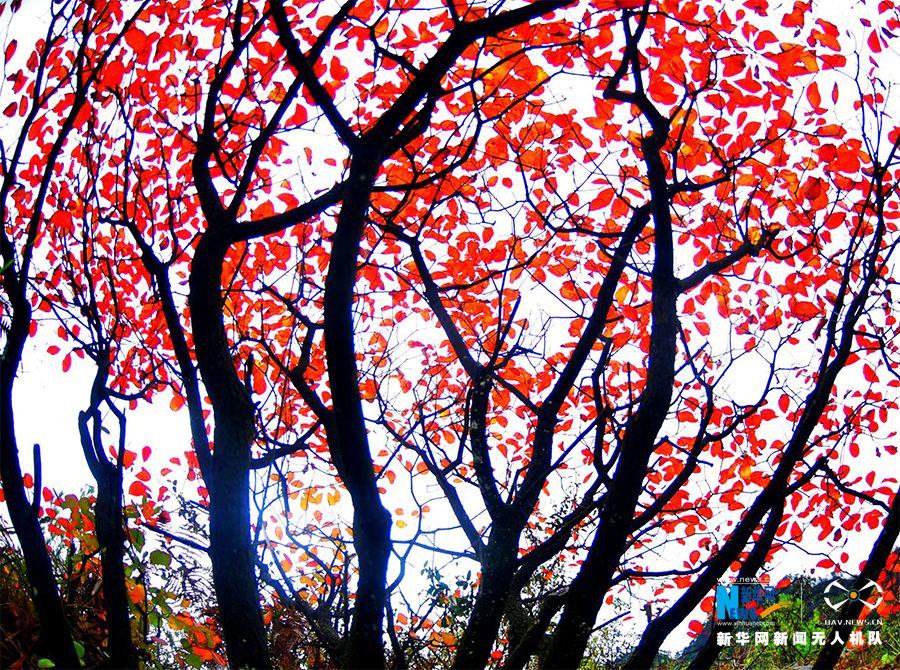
[716,581,789,621]
[823,579,883,613]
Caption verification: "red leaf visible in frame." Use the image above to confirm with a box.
[62,353,71,372]
[868,30,883,52]
[129,481,149,497]
[4,40,15,62]
[102,60,125,88]
[778,394,790,413]
[124,29,148,53]
[329,58,349,81]
[142,446,151,462]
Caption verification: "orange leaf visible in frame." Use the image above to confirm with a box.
[806,81,821,109]
[102,60,125,88]
[128,584,146,604]
[791,301,820,321]
[330,58,349,81]
[122,450,136,468]
[360,378,377,401]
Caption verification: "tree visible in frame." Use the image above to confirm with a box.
[2,0,900,668]
[1,1,151,666]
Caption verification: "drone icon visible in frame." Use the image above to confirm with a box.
[824,579,884,612]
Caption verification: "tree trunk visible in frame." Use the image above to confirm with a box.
[323,157,392,669]
[95,471,137,669]
[452,525,520,669]
[207,459,271,669]
[543,124,678,669]
[1,307,80,669]
[189,228,272,669]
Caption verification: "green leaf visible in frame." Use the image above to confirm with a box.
[149,549,172,567]
[74,640,85,660]
[37,659,56,669]
[185,652,205,668]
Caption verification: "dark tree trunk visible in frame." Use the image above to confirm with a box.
[207,458,271,669]
[189,228,272,669]
[95,473,137,669]
[79,349,138,670]
[543,121,678,669]
[0,151,80,669]
[0,298,80,669]
[323,157,393,669]
[452,524,520,669]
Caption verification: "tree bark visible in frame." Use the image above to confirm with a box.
[1,366,80,669]
[189,228,272,669]
[452,523,521,669]
[95,472,137,669]
[542,118,677,669]
[323,157,393,669]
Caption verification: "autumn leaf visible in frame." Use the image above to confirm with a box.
[868,29,883,52]
[128,584,146,604]
[791,300,820,321]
